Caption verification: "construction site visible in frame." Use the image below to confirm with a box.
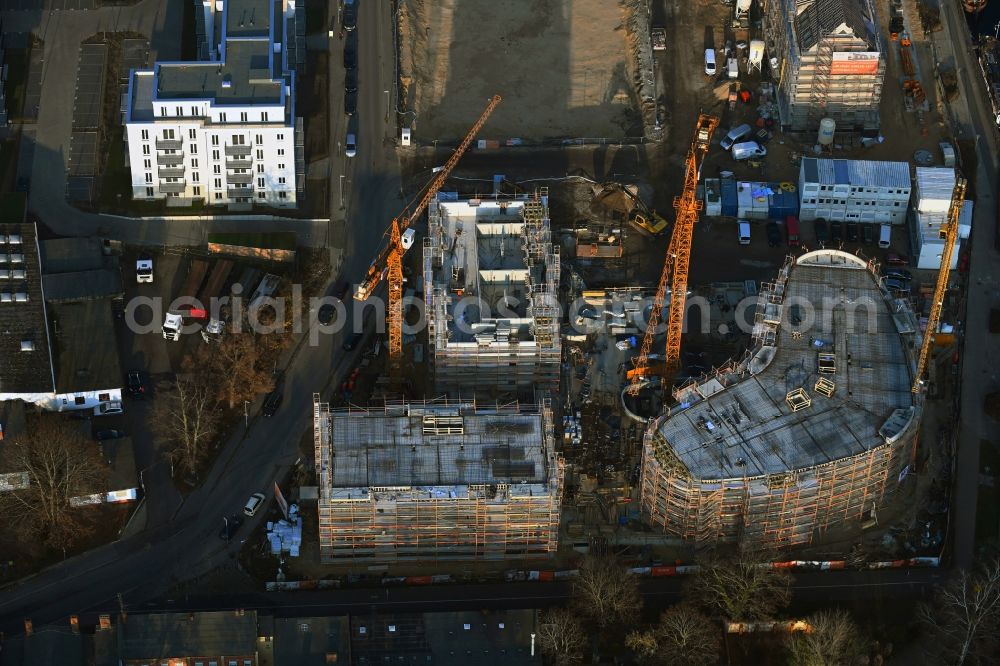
[638,250,922,547]
[312,395,565,563]
[422,193,561,397]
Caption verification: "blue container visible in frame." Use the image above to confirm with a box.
[721,178,738,217]
[767,185,800,220]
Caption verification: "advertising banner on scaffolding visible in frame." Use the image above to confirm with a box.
[830,52,880,75]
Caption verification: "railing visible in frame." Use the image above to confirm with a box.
[158,181,187,193]
[226,157,252,169]
[154,138,184,150]
[157,166,186,178]
[224,144,252,156]
[227,172,253,184]
[227,186,253,198]
[156,153,184,166]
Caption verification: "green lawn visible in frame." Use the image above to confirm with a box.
[207,231,298,251]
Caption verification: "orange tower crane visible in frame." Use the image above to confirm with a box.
[912,176,965,393]
[354,94,502,383]
[627,114,718,396]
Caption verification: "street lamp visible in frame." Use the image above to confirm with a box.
[384,90,390,122]
[243,400,250,430]
[339,175,345,210]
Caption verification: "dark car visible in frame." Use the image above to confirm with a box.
[126,370,146,398]
[883,269,912,282]
[262,386,283,417]
[885,252,909,266]
[846,222,859,242]
[345,68,358,93]
[766,222,781,247]
[95,429,125,441]
[814,219,828,243]
[345,90,358,116]
[218,515,244,541]
[343,331,364,351]
[317,303,337,325]
[343,0,356,31]
[333,280,351,301]
[344,37,357,70]
[862,223,875,245]
[830,221,843,242]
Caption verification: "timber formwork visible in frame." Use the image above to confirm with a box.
[762,0,886,131]
[312,395,565,563]
[423,190,560,396]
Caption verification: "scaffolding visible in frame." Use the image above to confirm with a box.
[638,249,922,548]
[313,396,564,563]
[423,190,560,396]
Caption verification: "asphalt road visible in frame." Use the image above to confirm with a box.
[0,0,402,632]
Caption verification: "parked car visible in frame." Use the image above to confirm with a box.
[262,386,283,417]
[846,222,859,242]
[94,401,124,417]
[884,278,910,293]
[704,48,717,76]
[345,67,358,93]
[345,91,357,116]
[343,331,364,351]
[343,39,357,70]
[830,221,843,242]
[862,223,875,245]
[731,141,766,160]
[345,132,357,157]
[883,269,912,282]
[814,219,828,243]
[720,123,752,151]
[94,429,125,441]
[243,493,266,517]
[218,515,244,541]
[343,0,356,31]
[766,222,781,247]
[885,252,909,266]
[126,370,146,398]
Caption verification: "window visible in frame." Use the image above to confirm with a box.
[256,164,264,173]
[255,134,263,144]
[142,145,150,155]
[261,111,268,121]
[141,129,149,140]
[212,150,220,160]
[193,186,201,196]
[176,106,183,116]
[143,159,151,169]
[277,148,284,156]
[191,106,198,116]
[278,191,287,199]
[256,149,264,160]
[191,144,198,154]
[214,178,222,188]
[277,163,285,170]
[240,112,248,122]
[211,135,219,146]
[145,173,152,183]
[146,187,154,197]
[233,135,246,145]
[278,176,286,184]
[258,177,265,188]
[215,192,222,200]
[164,129,175,139]
[258,191,266,199]
[220,112,227,122]
[192,172,200,182]
[277,133,284,141]
[214,165,221,174]
[74,396,86,405]
[191,158,199,168]
[160,107,166,117]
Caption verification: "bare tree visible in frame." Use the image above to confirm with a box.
[626,603,720,666]
[154,373,220,478]
[0,416,108,547]
[571,555,642,629]
[536,607,586,666]
[918,559,1000,665]
[685,550,792,621]
[208,329,275,409]
[786,608,863,666]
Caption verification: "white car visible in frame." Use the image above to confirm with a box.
[345,132,357,158]
[704,48,717,76]
[94,400,124,417]
[243,492,266,517]
[136,254,154,284]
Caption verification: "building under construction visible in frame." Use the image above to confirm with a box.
[762,0,886,132]
[639,250,922,548]
[422,191,560,397]
[313,395,565,563]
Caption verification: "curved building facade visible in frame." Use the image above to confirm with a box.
[639,250,922,548]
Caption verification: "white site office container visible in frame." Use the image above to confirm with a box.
[704,178,722,217]
[737,182,754,218]
[915,167,956,213]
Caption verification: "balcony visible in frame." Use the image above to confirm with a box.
[227,172,253,185]
[157,166,186,178]
[155,138,184,150]
[158,180,187,193]
[224,144,252,156]
[226,157,253,169]
[227,186,253,199]
[156,153,184,166]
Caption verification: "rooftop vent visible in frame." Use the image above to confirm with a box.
[221,74,233,89]
[20,340,34,352]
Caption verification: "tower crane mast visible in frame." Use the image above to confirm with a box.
[627,114,718,396]
[354,95,502,383]
[911,177,965,393]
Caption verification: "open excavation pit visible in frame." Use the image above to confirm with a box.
[398,0,653,142]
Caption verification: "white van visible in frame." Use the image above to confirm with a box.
[738,220,751,245]
[727,57,739,79]
[704,49,717,76]
[878,224,891,249]
[720,123,752,150]
[731,141,767,160]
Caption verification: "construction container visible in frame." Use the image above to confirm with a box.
[915,167,956,213]
[704,178,722,216]
[740,182,771,220]
[767,183,800,220]
[721,178,738,216]
[736,182,755,218]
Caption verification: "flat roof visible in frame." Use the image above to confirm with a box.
[119,611,258,660]
[328,403,551,489]
[801,158,911,189]
[156,39,282,105]
[48,299,122,393]
[915,166,956,203]
[655,250,917,480]
[273,616,350,666]
[0,223,55,395]
[41,237,109,273]
[226,0,272,37]
[42,270,123,302]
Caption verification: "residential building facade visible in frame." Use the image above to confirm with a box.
[797,157,911,224]
[124,0,303,209]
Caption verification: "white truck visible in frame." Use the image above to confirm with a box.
[136,253,154,284]
[162,259,209,341]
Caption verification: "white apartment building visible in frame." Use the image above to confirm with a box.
[124,0,302,209]
[798,157,911,224]
[910,167,969,270]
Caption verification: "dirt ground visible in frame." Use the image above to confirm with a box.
[398,0,648,142]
